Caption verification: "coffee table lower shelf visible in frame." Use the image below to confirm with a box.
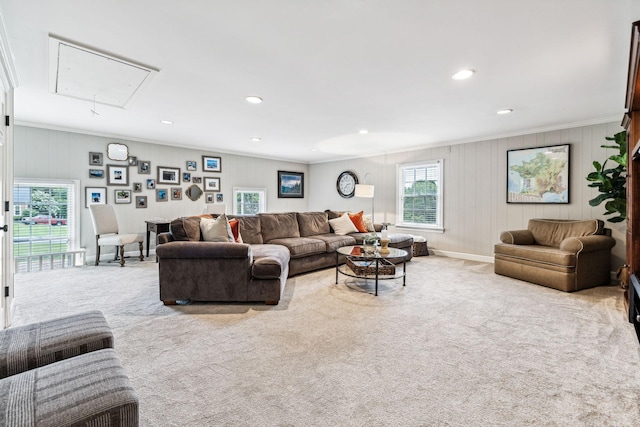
[335,248,407,296]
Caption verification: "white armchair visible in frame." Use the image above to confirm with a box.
[88,205,144,267]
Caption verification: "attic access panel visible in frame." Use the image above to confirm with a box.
[49,36,157,108]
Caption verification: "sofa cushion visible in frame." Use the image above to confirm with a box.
[200,214,234,242]
[268,237,326,258]
[329,212,359,235]
[237,216,263,244]
[348,211,368,233]
[170,216,201,241]
[250,244,290,279]
[259,212,300,242]
[312,233,357,253]
[494,243,576,267]
[297,212,330,236]
[528,219,603,247]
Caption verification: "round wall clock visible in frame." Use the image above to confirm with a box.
[336,171,359,198]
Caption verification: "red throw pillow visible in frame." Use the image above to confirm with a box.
[228,219,242,243]
[348,211,368,233]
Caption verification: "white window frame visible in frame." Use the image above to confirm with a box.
[397,160,444,232]
[232,187,267,215]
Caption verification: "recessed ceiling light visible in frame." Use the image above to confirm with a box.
[451,69,475,80]
[497,109,513,115]
[250,137,261,142]
[160,120,173,125]
[245,96,263,104]
[359,129,369,134]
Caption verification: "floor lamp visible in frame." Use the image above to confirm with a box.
[354,183,375,225]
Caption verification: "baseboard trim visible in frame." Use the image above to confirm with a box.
[431,250,494,264]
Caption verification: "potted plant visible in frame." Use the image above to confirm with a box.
[586,130,627,223]
[363,232,380,254]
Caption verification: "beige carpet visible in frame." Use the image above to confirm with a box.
[12,256,640,426]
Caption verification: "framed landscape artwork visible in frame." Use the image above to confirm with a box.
[107,165,129,186]
[158,166,180,185]
[115,189,132,204]
[278,171,304,198]
[507,144,570,204]
[204,177,220,192]
[85,187,106,208]
[89,169,104,179]
[202,155,221,172]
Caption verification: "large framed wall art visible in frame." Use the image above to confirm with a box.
[507,144,570,204]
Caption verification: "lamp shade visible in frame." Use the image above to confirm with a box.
[354,184,374,198]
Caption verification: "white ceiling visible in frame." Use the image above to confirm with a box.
[1,0,639,164]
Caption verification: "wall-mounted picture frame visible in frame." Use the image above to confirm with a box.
[133,182,142,193]
[138,160,151,174]
[183,172,191,182]
[202,155,221,172]
[186,161,197,171]
[85,186,106,208]
[89,152,103,166]
[156,188,168,202]
[135,196,147,208]
[192,177,202,184]
[128,156,138,166]
[171,187,182,200]
[146,179,156,189]
[216,193,223,202]
[89,169,104,179]
[204,177,220,192]
[158,166,180,185]
[114,189,132,204]
[278,170,304,198]
[507,144,570,204]
[205,192,215,203]
[107,165,129,186]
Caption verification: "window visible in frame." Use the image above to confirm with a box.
[233,187,266,215]
[13,179,80,266]
[398,160,443,231]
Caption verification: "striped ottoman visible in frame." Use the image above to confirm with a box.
[0,348,138,426]
[0,310,113,378]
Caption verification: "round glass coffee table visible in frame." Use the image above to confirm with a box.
[335,245,408,296]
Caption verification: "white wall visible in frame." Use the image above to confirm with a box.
[14,126,309,258]
[309,122,627,269]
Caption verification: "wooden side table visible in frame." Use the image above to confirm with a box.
[145,220,170,258]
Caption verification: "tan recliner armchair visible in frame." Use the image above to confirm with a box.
[494,219,616,292]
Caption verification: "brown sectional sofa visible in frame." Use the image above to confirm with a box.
[156,211,413,305]
[494,218,616,292]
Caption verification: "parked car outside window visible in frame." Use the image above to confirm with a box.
[21,215,67,226]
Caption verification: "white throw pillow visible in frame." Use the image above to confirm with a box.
[362,214,375,232]
[329,212,359,235]
[200,214,234,242]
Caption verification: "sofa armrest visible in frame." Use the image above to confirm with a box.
[499,229,534,245]
[559,235,616,253]
[156,241,250,259]
[157,232,174,244]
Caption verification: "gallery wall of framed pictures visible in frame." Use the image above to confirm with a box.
[84,146,226,209]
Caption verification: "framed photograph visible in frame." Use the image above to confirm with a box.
[183,172,191,182]
[107,164,129,186]
[157,166,180,185]
[186,161,197,171]
[204,177,220,191]
[171,187,182,200]
[114,189,132,204]
[135,196,147,208]
[216,193,223,202]
[202,155,221,172]
[89,169,104,179]
[192,176,202,184]
[128,156,138,166]
[156,188,168,202]
[278,170,304,198]
[507,144,570,204]
[89,152,103,166]
[138,160,151,174]
[133,182,142,193]
[205,192,215,203]
[85,186,106,207]
[146,179,156,189]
